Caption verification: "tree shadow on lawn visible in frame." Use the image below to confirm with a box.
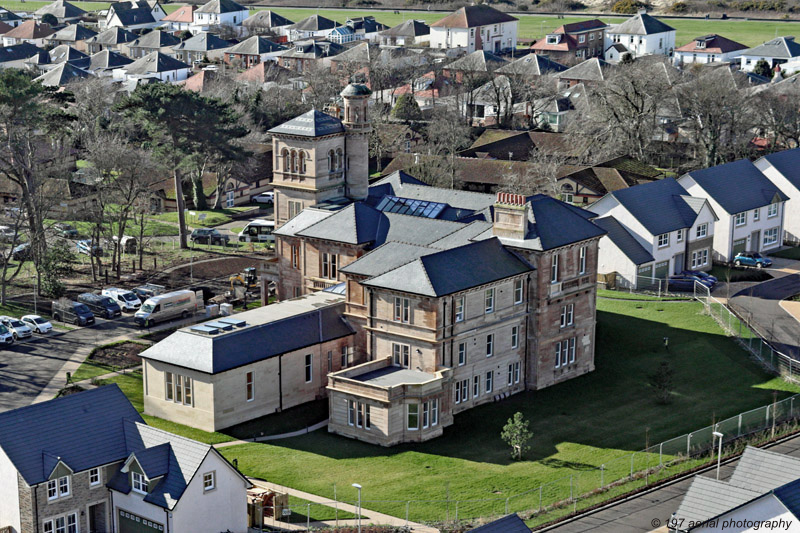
[268,309,791,466]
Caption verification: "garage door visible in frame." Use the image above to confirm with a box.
[732,238,747,256]
[118,510,164,533]
[654,261,669,280]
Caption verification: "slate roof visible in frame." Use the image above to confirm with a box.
[34,61,91,86]
[774,477,800,518]
[172,32,231,52]
[129,29,180,49]
[5,20,55,40]
[743,36,800,59]
[273,207,333,238]
[0,385,143,486]
[675,476,761,527]
[340,241,440,277]
[133,442,171,479]
[370,171,496,213]
[611,177,706,235]
[269,109,344,137]
[195,0,247,14]
[122,51,190,74]
[112,7,157,27]
[683,158,788,214]
[35,0,86,19]
[0,9,22,24]
[49,23,97,42]
[728,446,800,492]
[759,147,800,190]
[496,53,567,76]
[226,35,285,56]
[48,43,88,63]
[431,5,517,29]
[610,12,675,35]
[0,42,43,63]
[469,514,531,533]
[86,26,137,46]
[675,34,747,54]
[380,19,429,38]
[288,14,340,32]
[446,50,507,72]
[139,295,354,374]
[364,238,533,297]
[88,49,133,71]
[555,19,607,34]
[277,40,342,59]
[594,216,654,265]
[161,5,194,22]
[243,10,293,28]
[558,57,608,82]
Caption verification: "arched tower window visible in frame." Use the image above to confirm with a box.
[299,151,306,174]
[328,150,335,171]
[336,148,343,170]
[290,150,297,173]
[282,149,289,171]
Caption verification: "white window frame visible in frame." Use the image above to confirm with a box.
[131,471,147,494]
[484,288,495,314]
[347,400,355,425]
[753,208,760,222]
[485,371,493,394]
[89,467,100,486]
[579,246,587,274]
[304,354,313,383]
[321,253,338,280]
[513,278,523,304]
[458,342,466,366]
[47,479,58,500]
[58,475,70,497]
[696,223,708,238]
[473,375,479,398]
[431,399,438,426]
[569,337,576,363]
[514,361,520,383]
[407,404,419,430]
[511,326,519,349]
[676,229,684,243]
[657,233,669,248]
[764,227,779,246]
[341,345,349,368]
[486,334,494,357]
[203,471,215,492]
[455,296,465,322]
[735,212,747,226]
[555,341,562,369]
[165,372,173,401]
[768,203,779,218]
[183,376,192,406]
[394,297,410,323]
[551,254,559,283]
[392,343,410,368]
[560,304,574,328]
[246,371,254,402]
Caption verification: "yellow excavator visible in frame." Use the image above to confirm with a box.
[230,267,259,292]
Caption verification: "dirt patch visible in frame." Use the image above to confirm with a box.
[89,341,147,369]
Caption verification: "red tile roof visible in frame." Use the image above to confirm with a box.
[554,19,606,34]
[162,5,195,22]
[674,34,747,54]
[531,34,578,52]
[430,5,517,29]
[4,20,54,40]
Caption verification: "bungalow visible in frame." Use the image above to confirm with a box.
[87,49,133,75]
[429,4,518,54]
[141,291,355,432]
[604,10,676,61]
[285,14,340,42]
[678,158,788,262]
[103,0,166,31]
[0,385,250,533]
[556,57,608,87]
[159,5,195,33]
[463,74,513,127]
[496,53,567,80]
[171,32,231,64]
[379,19,429,47]
[33,61,92,87]
[113,51,192,83]
[224,35,286,68]
[84,26,138,54]
[739,36,800,73]
[34,0,85,23]
[0,42,43,69]
[276,40,343,73]
[0,8,23,28]
[124,29,181,59]
[556,156,662,204]
[242,10,293,39]
[191,0,249,34]
[590,177,717,289]
[343,16,389,43]
[673,34,747,66]
[2,20,55,47]
[47,24,97,53]
[755,148,800,244]
[442,49,507,83]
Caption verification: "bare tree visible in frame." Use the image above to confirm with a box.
[499,147,568,198]
[423,106,472,188]
[753,84,800,150]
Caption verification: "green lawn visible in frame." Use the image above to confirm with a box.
[597,288,692,301]
[285,495,361,523]
[225,399,329,440]
[710,265,773,282]
[152,207,253,228]
[44,219,178,238]
[218,299,799,523]
[771,246,800,260]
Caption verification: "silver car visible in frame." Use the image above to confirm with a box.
[0,316,32,339]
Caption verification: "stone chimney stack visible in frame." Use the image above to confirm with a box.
[493,192,530,241]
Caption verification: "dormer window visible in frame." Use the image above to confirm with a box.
[132,471,147,494]
[546,34,560,45]
[697,39,706,49]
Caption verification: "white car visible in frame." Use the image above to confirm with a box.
[251,192,274,205]
[0,316,32,340]
[0,324,12,345]
[102,288,142,312]
[21,314,53,334]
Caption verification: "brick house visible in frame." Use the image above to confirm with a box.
[531,19,607,65]
[0,385,250,533]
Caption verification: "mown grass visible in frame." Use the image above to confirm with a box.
[285,495,360,523]
[217,299,800,523]
[45,219,178,238]
[152,207,254,228]
[597,288,692,301]
[771,246,800,260]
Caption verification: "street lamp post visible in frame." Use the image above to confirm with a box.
[712,431,724,480]
[352,483,362,533]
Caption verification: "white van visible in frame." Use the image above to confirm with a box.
[238,219,275,243]
[102,287,142,312]
[134,290,199,327]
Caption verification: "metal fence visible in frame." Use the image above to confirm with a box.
[693,281,800,382]
[608,274,694,298]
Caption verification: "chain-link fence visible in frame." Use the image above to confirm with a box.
[606,274,695,298]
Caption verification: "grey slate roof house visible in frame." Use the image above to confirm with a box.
[34,0,86,23]
[674,446,800,531]
[679,158,788,261]
[286,14,341,41]
[739,36,800,72]
[224,35,286,67]
[756,147,800,243]
[242,9,293,33]
[0,385,250,533]
[497,53,567,78]
[0,8,23,27]
[104,0,165,30]
[47,23,97,50]
[606,11,676,61]
[126,29,181,58]
[171,31,231,63]
[87,49,133,74]
[379,19,430,46]
[116,51,191,82]
[0,42,43,68]
[557,57,609,86]
[85,26,137,54]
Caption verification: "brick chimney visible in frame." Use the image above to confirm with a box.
[493,192,530,240]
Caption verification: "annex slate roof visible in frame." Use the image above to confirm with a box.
[430,5,517,29]
[728,446,800,492]
[277,40,342,59]
[446,50,507,72]
[139,293,353,374]
[227,35,285,56]
[496,53,567,76]
[273,207,333,238]
[243,9,293,28]
[364,237,532,297]
[88,49,133,71]
[195,0,246,14]
[743,36,800,59]
[161,4,194,22]
[370,171,496,213]
[380,19,429,38]
[34,61,91,86]
[611,177,703,236]
[683,158,788,214]
[675,476,761,527]
[86,26,137,46]
[172,31,231,52]
[469,514,531,533]
[288,14,340,32]
[609,12,675,35]
[556,19,607,33]
[558,57,608,82]
[759,147,800,190]
[35,0,86,20]
[0,384,143,486]
[340,241,439,277]
[122,51,190,75]
[129,29,180,49]
[133,442,171,479]
[594,216,654,265]
[268,109,344,137]
[49,23,97,42]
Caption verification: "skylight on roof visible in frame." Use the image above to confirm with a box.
[375,195,447,218]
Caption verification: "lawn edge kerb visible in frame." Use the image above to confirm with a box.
[528,423,800,531]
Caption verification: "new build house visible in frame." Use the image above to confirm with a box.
[0,385,249,533]
[755,148,800,244]
[591,177,717,289]
[678,159,787,262]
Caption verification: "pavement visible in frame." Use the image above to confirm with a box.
[542,432,800,533]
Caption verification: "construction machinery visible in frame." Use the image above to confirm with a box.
[230,267,259,292]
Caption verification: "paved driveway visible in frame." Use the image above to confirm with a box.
[0,315,141,412]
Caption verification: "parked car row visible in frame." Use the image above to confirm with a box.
[667,270,719,292]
